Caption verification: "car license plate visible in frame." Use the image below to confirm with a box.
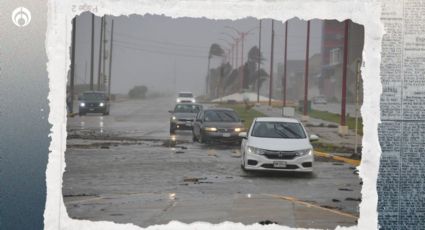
[185,121,192,126]
[89,108,95,111]
[273,161,287,168]
[222,133,231,137]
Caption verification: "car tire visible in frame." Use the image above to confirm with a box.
[199,133,205,143]
[103,111,109,116]
[192,131,198,142]
[170,127,176,135]
[241,152,247,171]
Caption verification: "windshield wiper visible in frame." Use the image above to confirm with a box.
[273,126,290,138]
[277,125,302,138]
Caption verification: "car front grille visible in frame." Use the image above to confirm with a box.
[263,150,298,160]
[217,128,234,132]
[178,118,193,122]
[87,103,98,107]
[261,164,299,169]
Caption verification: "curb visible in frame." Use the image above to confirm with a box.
[67,112,78,117]
[314,151,360,166]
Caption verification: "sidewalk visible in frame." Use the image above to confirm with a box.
[253,104,362,158]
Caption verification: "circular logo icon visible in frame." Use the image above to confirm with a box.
[12,7,31,27]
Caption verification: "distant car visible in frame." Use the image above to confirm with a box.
[313,96,327,104]
[239,117,318,172]
[176,92,196,103]
[192,108,245,144]
[78,91,110,116]
[169,103,203,134]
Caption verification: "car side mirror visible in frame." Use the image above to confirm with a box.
[309,134,319,142]
[239,132,247,139]
[78,95,82,100]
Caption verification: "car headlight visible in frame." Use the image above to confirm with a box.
[176,99,181,103]
[247,146,265,155]
[99,102,104,107]
[80,102,85,107]
[192,99,196,103]
[297,149,313,156]
[204,127,217,132]
[172,116,176,120]
[234,127,243,132]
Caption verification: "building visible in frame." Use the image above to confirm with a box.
[320,20,364,103]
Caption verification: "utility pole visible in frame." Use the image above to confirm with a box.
[283,21,288,107]
[107,19,114,97]
[257,19,262,103]
[339,20,349,135]
[70,17,76,114]
[268,19,275,106]
[90,14,95,90]
[354,59,361,156]
[240,33,245,92]
[97,16,104,91]
[302,20,310,121]
[102,18,107,91]
[231,44,234,67]
[206,55,211,98]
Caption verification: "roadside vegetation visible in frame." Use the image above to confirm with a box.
[308,109,363,136]
[220,103,265,129]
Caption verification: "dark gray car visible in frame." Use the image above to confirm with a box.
[78,91,110,116]
[169,103,203,134]
[192,108,245,144]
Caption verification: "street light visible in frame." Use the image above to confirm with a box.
[224,26,258,92]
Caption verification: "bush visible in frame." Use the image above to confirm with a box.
[128,85,148,99]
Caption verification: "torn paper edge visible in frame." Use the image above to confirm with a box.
[44,0,384,229]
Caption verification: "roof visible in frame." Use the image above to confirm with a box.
[204,107,234,111]
[175,103,202,106]
[254,117,301,123]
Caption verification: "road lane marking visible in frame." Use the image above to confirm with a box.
[264,194,358,219]
[314,150,361,166]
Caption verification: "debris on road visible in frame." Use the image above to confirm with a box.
[259,220,278,225]
[345,197,361,202]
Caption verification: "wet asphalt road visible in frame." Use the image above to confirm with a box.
[64,97,361,229]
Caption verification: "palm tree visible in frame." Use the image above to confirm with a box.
[206,44,224,98]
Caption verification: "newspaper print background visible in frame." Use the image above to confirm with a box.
[378,0,425,229]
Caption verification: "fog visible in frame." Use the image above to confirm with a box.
[73,13,322,96]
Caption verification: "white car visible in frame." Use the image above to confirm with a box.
[313,96,327,104]
[176,92,196,103]
[239,117,318,172]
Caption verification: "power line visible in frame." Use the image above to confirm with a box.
[114,31,210,50]
[114,42,209,59]
[113,39,208,56]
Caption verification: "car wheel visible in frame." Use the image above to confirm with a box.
[241,151,246,170]
[199,133,205,143]
[192,131,198,142]
[170,127,176,135]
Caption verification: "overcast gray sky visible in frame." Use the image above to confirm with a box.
[74,13,322,95]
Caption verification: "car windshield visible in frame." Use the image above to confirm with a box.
[174,104,202,113]
[204,110,240,122]
[82,93,106,100]
[178,93,193,98]
[251,121,306,139]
